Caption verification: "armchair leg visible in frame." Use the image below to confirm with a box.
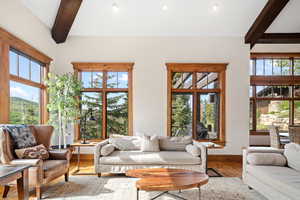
[98,173,101,178]
[65,172,69,182]
[2,185,10,198]
[36,186,42,200]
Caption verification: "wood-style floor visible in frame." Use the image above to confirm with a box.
[0,160,242,199]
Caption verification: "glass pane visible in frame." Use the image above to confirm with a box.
[196,93,219,140]
[9,51,18,75]
[249,86,253,97]
[172,72,192,89]
[106,92,128,136]
[107,72,128,88]
[294,86,300,98]
[82,72,92,88]
[9,81,40,124]
[273,59,282,75]
[256,100,289,131]
[171,93,193,137]
[250,60,254,75]
[294,101,300,125]
[281,59,291,75]
[92,72,103,88]
[294,59,300,75]
[197,72,218,89]
[81,92,102,139]
[31,61,41,83]
[256,59,264,75]
[265,59,272,75]
[256,86,290,98]
[19,55,30,79]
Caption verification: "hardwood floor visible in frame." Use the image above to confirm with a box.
[0,160,242,199]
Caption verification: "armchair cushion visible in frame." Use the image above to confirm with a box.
[48,149,71,161]
[247,153,287,166]
[101,144,115,156]
[15,144,49,160]
[43,160,68,178]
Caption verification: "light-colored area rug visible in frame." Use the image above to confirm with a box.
[6,176,267,200]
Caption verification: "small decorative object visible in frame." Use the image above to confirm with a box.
[80,108,96,144]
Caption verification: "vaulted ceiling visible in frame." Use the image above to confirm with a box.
[21,0,300,42]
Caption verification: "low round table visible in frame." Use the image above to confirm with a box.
[126,168,209,200]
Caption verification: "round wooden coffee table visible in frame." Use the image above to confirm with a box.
[126,168,209,200]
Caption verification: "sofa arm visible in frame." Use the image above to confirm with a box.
[49,149,71,161]
[193,140,207,173]
[246,147,284,154]
[94,140,109,167]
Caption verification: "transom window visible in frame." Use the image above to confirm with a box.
[250,53,300,135]
[73,63,133,140]
[166,63,227,145]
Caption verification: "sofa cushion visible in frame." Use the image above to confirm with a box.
[43,160,67,178]
[101,144,115,156]
[185,144,201,157]
[109,136,141,151]
[159,136,192,151]
[99,151,201,165]
[247,153,286,166]
[141,136,160,152]
[246,165,300,198]
[284,143,300,172]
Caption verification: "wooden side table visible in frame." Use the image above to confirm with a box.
[70,142,98,175]
[0,164,31,200]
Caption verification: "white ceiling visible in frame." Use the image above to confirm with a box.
[21,0,300,37]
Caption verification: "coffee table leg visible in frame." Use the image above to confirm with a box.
[198,186,201,200]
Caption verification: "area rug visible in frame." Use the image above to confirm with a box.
[207,168,223,177]
[6,176,267,200]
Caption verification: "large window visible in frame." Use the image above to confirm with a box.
[250,53,300,135]
[167,63,227,145]
[73,63,133,140]
[8,50,47,124]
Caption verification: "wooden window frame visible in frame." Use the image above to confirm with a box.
[0,27,52,124]
[166,63,227,146]
[72,62,134,141]
[250,53,300,136]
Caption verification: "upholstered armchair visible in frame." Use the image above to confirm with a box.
[0,125,71,199]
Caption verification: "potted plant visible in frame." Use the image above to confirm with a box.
[45,73,82,149]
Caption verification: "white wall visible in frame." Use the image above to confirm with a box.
[0,0,56,63]
[54,36,250,155]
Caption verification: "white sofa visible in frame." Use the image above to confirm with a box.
[94,136,207,176]
[243,144,300,200]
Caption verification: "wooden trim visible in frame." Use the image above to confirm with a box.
[0,42,10,124]
[82,88,128,92]
[251,52,300,59]
[250,131,270,136]
[128,68,133,136]
[207,155,242,162]
[74,69,80,141]
[0,27,52,64]
[257,33,300,44]
[9,75,46,89]
[72,62,134,71]
[42,64,50,123]
[250,76,300,86]
[166,63,227,144]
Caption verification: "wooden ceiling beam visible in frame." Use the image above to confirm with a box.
[245,0,289,48]
[256,33,300,44]
[51,0,82,44]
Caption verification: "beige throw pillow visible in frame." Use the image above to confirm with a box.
[141,136,160,152]
[100,144,115,156]
[247,153,287,166]
[185,144,201,157]
[109,136,141,151]
[159,136,192,151]
[15,144,49,160]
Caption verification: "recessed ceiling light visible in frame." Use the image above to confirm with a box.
[112,2,119,12]
[162,5,168,11]
[212,3,219,12]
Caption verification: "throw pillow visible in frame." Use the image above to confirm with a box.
[101,144,115,156]
[4,125,37,149]
[141,136,160,152]
[109,136,141,151]
[247,153,287,166]
[284,143,300,171]
[159,136,192,151]
[185,144,201,157]
[15,144,49,160]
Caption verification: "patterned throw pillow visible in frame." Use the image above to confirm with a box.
[4,125,37,149]
[15,144,49,160]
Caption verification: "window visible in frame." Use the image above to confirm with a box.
[8,49,48,124]
[73,62,133,140]
[250,53,300,135]
[167,63,227,145]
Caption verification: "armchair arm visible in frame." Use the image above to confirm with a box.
[193,140,207,173]
[94,140,109,167]
[10,159,42,167]
[49,149,71,161]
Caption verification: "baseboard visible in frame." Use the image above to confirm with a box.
[71,154,242,162]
